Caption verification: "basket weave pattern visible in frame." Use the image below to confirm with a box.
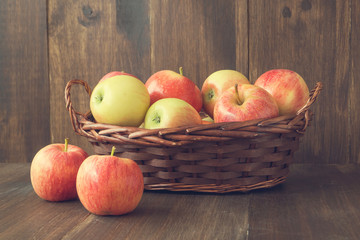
[65,80,322,193]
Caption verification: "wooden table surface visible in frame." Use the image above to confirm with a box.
[1,163,360,240]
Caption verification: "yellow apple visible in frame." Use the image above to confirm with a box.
[144,98,202,129]
[90,75,150,126]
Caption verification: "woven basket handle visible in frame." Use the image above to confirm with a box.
[296,82,323,115]
[289,82,323,133]
[64,79,92,134]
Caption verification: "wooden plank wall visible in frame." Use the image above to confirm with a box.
[0,0,359,164]
[0,0,50,162]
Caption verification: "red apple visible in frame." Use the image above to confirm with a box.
[214,84,279,123]
[144,98,202,129]
[254,69,309,115]
[99,71,138,82]
[30,139,88,202]
[145,67,202,112]
[201,70,249,118]
[76,147,144,216]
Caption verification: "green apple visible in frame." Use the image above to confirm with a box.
[201,116,214,124]
[90,75,150,126]
[144,98,202,129]
[201,70,249,118]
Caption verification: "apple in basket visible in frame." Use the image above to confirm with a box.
[201,116,214,124]
[145,67,203,112]
[76,147,144,216]
[144,98,202,129]
[254,69,309,115]
[201,69,249,118]
[214,84,279,123]
[30,139,88,201]
[90,74,150,126]
[99,71,138,82]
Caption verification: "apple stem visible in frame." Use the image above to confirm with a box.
[234,84,241,105]
[111,146,116,156]
[179,67,183,76]
[64,138,69,152]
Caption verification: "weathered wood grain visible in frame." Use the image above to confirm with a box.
[48,0,151,155]
[0,164,90,240]
[350,0,360,164]
[2,163,360,239]
[248,164,360,240]
[0,0,49,162]
[236,0,249,77]
[150,0,247,87]
[248,0,352,163]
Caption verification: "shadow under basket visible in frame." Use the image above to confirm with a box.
[65,80,322,193]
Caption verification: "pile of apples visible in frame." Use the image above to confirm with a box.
[90,68,310,128]
[30,139,144,216]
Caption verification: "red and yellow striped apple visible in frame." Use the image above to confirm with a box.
[30,139,88,202]
[201,70,249,118]
[145,68,202,112]
[254,69,309,115]
[76,147,144,216]
[214,84,279,123]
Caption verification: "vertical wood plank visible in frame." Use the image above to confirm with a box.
[0,0,49,162]
[350,0,360,163]
[236,0,249,77]
[248,0,352,164]
[48,0,151,154]
[150,0,247,87]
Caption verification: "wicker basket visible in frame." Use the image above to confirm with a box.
[65,80,322,193]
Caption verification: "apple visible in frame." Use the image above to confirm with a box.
[90,74,150,126]
[201,70,249,118]
[144,98,202,129]
[254,69,309,115]
[30,138,88,202]
[201,116,214,124]
[76,146,144,216]
[214,84,279,123]
[99,71,138,82]
[145,67,202,112]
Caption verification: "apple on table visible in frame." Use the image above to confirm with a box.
[145,67,203,112]
[76,146,144,216]
[90,74,150,126]
[144,98,202,129]
[201,69,249,118]
[30,138,88,202]
[214,84,279,123]
[254,69,309,115]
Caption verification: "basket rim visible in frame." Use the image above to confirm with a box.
[64,80,322,147]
